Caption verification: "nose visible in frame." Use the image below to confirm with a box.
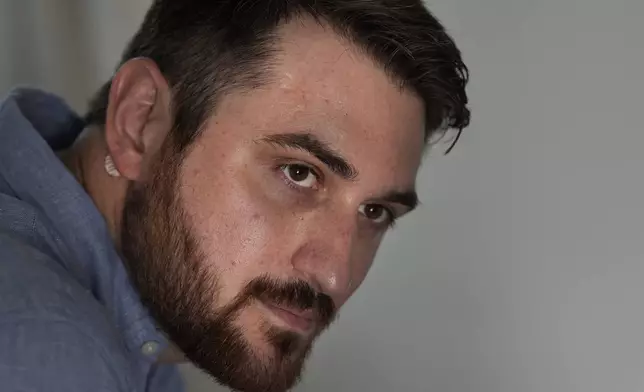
[290,214,357,308]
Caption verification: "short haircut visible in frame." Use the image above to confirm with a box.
[85,0,470,152]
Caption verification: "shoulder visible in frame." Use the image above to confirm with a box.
[0,231,96,324]
[0,319,131,392]
[0,232,136,392]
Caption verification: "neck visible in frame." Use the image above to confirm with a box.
[59,127,125,245]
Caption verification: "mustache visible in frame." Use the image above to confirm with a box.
[244,276,337,327]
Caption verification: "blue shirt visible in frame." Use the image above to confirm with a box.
[0,88,184,392]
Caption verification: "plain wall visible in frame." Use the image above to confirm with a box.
[2,0,643,391]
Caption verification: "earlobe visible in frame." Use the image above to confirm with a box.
[104,155,121,178]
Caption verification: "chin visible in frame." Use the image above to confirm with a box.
[179,307,315,392]
[241,304,317,361]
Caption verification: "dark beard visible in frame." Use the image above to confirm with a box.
[119,141,335,392]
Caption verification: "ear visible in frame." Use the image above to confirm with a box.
[104,58,173,181]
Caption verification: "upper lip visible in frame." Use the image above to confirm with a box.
[267,302,315,321]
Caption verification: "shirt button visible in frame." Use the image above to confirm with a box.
[140,340,160,356]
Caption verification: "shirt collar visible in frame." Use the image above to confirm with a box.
[0,88,168,360]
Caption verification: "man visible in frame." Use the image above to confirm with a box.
[0,0,469,391]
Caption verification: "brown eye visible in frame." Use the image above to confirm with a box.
[281,164,318,188]
[359,204,391,224]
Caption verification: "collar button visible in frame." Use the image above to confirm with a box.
[140,340,160,356]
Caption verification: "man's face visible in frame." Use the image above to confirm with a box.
[121,20,425,392]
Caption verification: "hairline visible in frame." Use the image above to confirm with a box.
[149,16,428,150]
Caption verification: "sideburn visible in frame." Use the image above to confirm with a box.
[120,138,218,341]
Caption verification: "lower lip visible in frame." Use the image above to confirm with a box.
[263,302,314,333]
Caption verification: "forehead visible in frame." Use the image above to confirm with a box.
[206,18,425,185]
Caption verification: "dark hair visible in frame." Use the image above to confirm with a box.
[85,0,470,152]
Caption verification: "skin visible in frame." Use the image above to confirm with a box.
[64,17,426,387]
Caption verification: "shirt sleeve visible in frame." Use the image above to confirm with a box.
[0,319,129,392]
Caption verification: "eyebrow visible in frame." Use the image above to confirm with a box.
[259,132,358,180]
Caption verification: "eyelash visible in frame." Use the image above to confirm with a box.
[276,162,323,192]
[382,209,398,229]
[372,206,398,229]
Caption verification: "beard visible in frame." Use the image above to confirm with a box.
[119,141,336,392]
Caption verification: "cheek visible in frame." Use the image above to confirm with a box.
[350,249,377,294]
[178,156,291,304]
[351,227,390,288]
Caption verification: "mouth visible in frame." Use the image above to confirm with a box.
[260,301,315,334]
